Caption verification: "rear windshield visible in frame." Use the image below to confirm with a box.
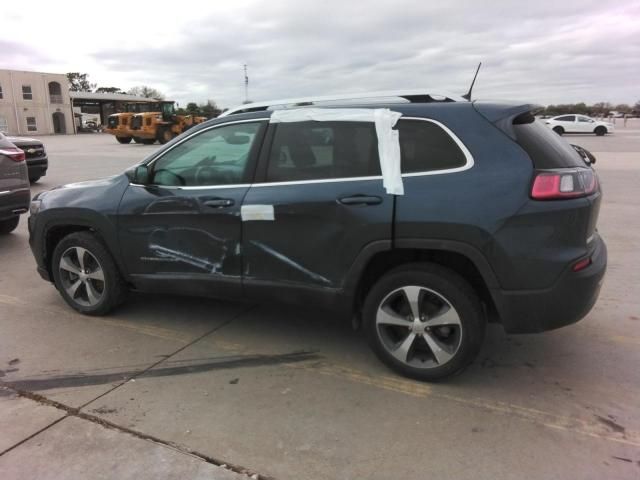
[513,114,585,169]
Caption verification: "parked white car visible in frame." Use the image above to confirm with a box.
[545,115,614,136]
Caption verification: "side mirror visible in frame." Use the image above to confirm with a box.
[126,164,150,184]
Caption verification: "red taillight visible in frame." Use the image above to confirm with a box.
[572,257,592,272]
[0,147,26,162]
[531,169,598,200]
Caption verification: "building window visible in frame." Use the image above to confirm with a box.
[26,117,37,132]
[0,116,8,133]
[22,85,33,100]
[0,84,3,99]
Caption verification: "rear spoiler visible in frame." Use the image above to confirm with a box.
[472,101,544,140]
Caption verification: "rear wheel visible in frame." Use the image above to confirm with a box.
[116,136,132,144]
[0,216,19,234]
[363,263,485,381]
[132,136,143,144]
[553,126,564,136]
[157,128,176,144]
[52,232,127,315]
[142,138,156,145]
[594,126,607,136]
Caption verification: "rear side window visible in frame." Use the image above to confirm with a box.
[267,121,380,182]
[398,120,467,173]
[513,114,585,168]
[555,115,575,122]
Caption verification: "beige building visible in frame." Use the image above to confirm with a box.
[0,69,74,136]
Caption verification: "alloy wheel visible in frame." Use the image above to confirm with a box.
[58,246,105,307]
[375,286,463,368]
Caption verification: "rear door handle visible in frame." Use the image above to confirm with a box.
[338,195,383,206]
[203,198,235,208]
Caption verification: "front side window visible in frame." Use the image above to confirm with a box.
[555,115,575,122]
[150,122,263,187]
[398,120,467,173]
[26,117,37,132]
[22,85,33,100]
[266,121,380,182]
[577,116,592,123]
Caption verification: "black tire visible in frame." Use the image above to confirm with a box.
[594,126,607,136]
[116,136,132,144]
[51,232,127,315]
[157,128,175,144]
[29,175,41,184]
[132,136,143,144]
[0,216,19,234]
[142,138,156,145]
[363,262,485,381]
[553,126,564,136]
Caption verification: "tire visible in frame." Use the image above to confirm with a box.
[51,232,127,315]
[142,138,156,145]
[157,128,175,144]
[553,126,564,136]
[132,136,143,144]
[116,136,132,144]
[363,263,485,381]
[594,126,607,136]
[29,175,41,184]
[0,216,19,234]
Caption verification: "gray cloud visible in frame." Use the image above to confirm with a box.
[8,1,640,107]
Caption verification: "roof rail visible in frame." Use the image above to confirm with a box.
[220,90,465,117]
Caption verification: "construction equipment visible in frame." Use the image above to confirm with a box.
[129,101,207,144]
[104,103,157,144]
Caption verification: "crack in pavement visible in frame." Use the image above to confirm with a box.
[0,385,273,479]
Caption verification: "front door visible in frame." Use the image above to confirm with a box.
[117,119,267,298]
[241,120,393,304]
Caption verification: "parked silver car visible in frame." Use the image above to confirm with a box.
[0,133,30,234]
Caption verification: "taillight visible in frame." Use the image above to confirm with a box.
[531,169,598,200]
[572,257,592,272]
[0,147,25,162]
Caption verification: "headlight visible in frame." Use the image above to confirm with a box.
[29,199,42,215]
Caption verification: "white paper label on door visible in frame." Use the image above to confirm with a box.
[241,204,275,221]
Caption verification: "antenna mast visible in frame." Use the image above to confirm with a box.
[243,64,249,104]
[462,62,482,101]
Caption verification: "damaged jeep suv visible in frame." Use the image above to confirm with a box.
[28,91,606,380]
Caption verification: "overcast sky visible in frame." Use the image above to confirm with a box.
[2,0,638,108]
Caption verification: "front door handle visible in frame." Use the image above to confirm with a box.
[203,198,235,208]
[338,195,383,206]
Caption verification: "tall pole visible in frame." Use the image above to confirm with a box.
[244,64,249,104]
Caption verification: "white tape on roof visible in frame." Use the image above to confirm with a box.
[270,108,404,195]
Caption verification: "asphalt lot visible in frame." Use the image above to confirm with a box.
[1,121,640,479]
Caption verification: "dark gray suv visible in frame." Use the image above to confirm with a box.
[0,133,30,234]
[28,92,606,380]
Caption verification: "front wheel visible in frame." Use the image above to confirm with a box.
[363,263,485,381]
[594,126,607,136]
[116,136,132,144]
[157,128,175,144]
[0,216,19,234]
[29,175,41,183]
[553,126,564,136]
[51,232,127,315]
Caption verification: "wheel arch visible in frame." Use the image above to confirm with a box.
[345,239,502,324]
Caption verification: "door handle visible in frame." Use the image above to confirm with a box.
[338,195,383,206]
[203,198,234,208]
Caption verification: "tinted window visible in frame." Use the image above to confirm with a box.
[398,120,467,173]
[514,115,585,169]
[22,85,32,100]
[151,122,262,187]
[26,117,37,132]
[266,121,380,182]
[555,115,575,122]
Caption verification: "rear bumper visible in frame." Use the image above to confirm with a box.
[493,235,607,333]
[0,188,30,220]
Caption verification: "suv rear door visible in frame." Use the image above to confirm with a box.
[241,119,393,304]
